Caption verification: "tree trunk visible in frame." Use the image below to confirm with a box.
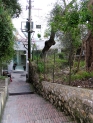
[85,0,93,71]
[85,32,93,72]
[41,30,56,57]
[77,44,84,72]
[0,67,2,75]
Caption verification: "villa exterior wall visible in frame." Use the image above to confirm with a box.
[8,41,27,71]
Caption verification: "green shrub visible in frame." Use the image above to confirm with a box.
[0,76,6,80]
[37,62,44,73]
[71,71,92,81]
[71,74,83,81]
[79,61,85,68]
[74,60,85,68]
[37,33,41,38]
[58,52,65,59]
[90,72,93,77]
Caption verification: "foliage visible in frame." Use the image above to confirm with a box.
[62,69,93,83]
[0,76,6,80]
[0,0,21,63]
[71,71,93,81]
[33,49,93,85]
[0,3,15,62]
[79,0,93,31]
[33,0,93,85]
[1,0,22,17]
[48,2,82,60]
[74,60,85,68]
[68,11,79,27]
[44,28,51,38]
[47,0,93,50]
[58,52,65,59]
[79,0,89,22]
[49,4,64,32]
[45,0,93,84]
[37,33,41,39]
[37,61,44,73]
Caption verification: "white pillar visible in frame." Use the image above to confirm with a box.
[8,60,13,71]
[26,50,28,72]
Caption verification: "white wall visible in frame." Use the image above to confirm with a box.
[8,41,27,72]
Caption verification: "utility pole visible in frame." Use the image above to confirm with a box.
[28,0,31,82]
[28,0,31,60]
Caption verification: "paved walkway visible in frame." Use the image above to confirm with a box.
[1,72,77,123]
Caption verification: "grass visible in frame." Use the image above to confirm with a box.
[73,60,85,68]
[71,71,93,81]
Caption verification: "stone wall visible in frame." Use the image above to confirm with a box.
[33,81,93,123]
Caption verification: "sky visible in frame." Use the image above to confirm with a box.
[12,0,69,36]
[12,0,69,49]
[12,0,57,37]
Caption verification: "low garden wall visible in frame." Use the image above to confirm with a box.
[29,62,93,122]
[33,81,93,123]
[0,78,9,120]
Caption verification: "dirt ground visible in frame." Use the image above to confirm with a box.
[55,78,93,90]
[70,78,93,89]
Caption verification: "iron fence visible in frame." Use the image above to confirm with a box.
[32,49,70,84]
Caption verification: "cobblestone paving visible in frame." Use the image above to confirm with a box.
[1,73,77,123]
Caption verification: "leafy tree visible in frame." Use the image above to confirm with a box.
[47,1,81,58]
[1,0,21,17]
[42,0,78,56]
[43,0,91,84]
[0,4,15,63]
[41,3,65,57]
[0,0,22,62]
[0,0,22,75]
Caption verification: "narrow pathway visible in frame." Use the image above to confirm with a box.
[1,72,77,123]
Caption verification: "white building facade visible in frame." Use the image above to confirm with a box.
[8,41,28,72]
